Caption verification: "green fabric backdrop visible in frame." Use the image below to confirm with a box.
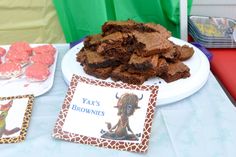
[53,0,193,43]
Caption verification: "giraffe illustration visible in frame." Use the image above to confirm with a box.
[0,100,21,138]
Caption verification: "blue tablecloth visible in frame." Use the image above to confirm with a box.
[1,44,236,157]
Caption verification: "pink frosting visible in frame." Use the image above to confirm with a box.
[33,45,56,56]
[0,47,6,57]
[25,63,50,81]
[31,54,54,66]
[9,42,33,56]
[6,50,29,65]
[0,62,21,73]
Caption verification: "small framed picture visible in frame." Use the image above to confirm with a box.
[0,95,34,144]
[53,75,158,153]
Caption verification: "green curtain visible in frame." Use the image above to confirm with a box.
[53,0,193,43]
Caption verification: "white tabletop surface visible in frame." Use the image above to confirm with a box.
[1,44,236,157]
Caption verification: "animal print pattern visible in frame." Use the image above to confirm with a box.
[0,95,34,144]
[53,74,158,153]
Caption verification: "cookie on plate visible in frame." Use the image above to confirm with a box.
[33,45,56,56]
[5,49,30,66]
[9,42,33,56]
[0,62,22,79]
[30,54,55,67]
[25,63,50,82]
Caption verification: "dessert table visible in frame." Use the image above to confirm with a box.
[1,44,236,157]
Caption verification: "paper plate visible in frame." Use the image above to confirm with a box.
[0,44,58,97]
[61,37,210,106]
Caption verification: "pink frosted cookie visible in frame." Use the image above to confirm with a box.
[5,49,29,65]
[25,63,50,81]
[9,42,33,56]
[0,62,22,79]
[33,44,56,56]
[0,47,6,57]
[31,54,55,66]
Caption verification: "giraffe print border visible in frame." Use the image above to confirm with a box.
[53,74,158,153]
[0,94,34,144]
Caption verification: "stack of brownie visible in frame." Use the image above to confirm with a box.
[76,20,194,85]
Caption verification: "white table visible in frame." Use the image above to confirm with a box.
[1,44,236,157]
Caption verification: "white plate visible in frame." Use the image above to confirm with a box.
[61,37,210,106]
[0,44,58,97]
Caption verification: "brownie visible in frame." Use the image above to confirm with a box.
[85,32,131,51]
[128,57,168,77]
[100,32,127,43]
[85,50,120,68]
[102,20,137,36]
[76,20,193,85]
[84,34,103,51]
[160,61,190,83]
[102,20,171,39]
[83,32,134,62]
[76,49,87,65]
[111,65,147,85]
[143,23,171,39]
[177,45,194,61]
[133,31,173,57]
[126,68,157,79]
[128,54,159,71]
[97,32,134,58]
[84,32,133,56]
[161,44,180,62]
[155,58,168,76]
[83,65,113,80]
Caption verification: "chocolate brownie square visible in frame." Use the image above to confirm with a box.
[127,57,168,78]
[85,50,119,68]
[128,54,159,71]
[133,31,173,57]
[160,61,190,83]
[126,68,157,79]
[155,58,168,76]
[84,34,103,51]
[111,65,147,85]
[94,32,135,62]
[83,32,134,61]
[143,23,171,39]
[102,20,171,39]
[102,20,137,35]
[83,65,113,80]
[76,49,87,65]
[176,45,194,61]
[161,44,180,62]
